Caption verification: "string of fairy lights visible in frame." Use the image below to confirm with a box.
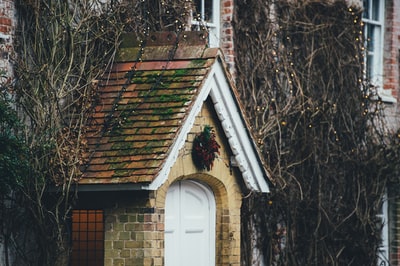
[255,5,385,149]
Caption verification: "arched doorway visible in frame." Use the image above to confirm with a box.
[165,180,216,266]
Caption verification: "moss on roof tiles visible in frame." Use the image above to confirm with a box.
[110,169,131,177]
[81,41,217,185]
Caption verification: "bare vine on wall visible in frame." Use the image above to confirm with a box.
[12,1,125,264]
[7,0,400,265]
[234,0,400,265]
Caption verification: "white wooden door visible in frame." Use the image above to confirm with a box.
[165,180,216,266]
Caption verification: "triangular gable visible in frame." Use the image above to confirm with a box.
[80,32,271,193]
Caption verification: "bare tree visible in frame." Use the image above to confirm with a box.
[11,0,124,264]
[9,0,195,264]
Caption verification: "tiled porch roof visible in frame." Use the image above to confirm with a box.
[80,32,218,185]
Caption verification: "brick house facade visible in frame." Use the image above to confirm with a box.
[74,0,400,264]
[1,0,400,265]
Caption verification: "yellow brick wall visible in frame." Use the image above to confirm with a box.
[103,194,165,266]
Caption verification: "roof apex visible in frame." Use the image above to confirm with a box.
[79,31,272,193]
[117,31,218,62]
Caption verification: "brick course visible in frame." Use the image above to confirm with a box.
[220,0,236,79]
[383,0,400,100]
[104,204,164,266]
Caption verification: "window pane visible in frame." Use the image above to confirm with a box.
[191,0,219,47]
[372,0,380,21]
[71,210,104,266]
[362,0,369,19]
[367,54,374,79]
[362,0,383,86]
[366,24,375,52]
[193,0,202,21]
[193,0,213,22]
[363,0,380,21]
[205,0,213,22]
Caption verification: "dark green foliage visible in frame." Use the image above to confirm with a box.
[192,125,220,171]
[0,92,28,194]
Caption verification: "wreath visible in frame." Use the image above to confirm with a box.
[192,125,221,171]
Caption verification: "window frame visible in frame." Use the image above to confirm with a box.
[191,0,220,47]
[376,192,389,266]
[362,0,396,103]
[70,209,105,266]
[362,0,384,86]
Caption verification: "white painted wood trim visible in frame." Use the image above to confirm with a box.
[145,57,270,193]
[208,62,270,192]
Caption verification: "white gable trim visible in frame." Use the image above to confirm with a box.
[208,62,270,193]
[144,58,270,193]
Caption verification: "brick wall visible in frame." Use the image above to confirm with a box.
[0,0,13,35]
[382,0,400,128]
[0,0,13,77]
[104,193,164,266]
[383,0,400,99]
[384,1,400,265]
[220,0,236,79]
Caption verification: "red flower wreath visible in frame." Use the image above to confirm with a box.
[192,125,221,171]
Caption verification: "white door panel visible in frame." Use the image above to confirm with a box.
[165,180,215,266]
[165,184,180,266]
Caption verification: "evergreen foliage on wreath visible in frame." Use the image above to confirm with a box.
[192,125,220,171]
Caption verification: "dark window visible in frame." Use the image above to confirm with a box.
[193,0,214,22]
[362,0,383,84]
[71,210,104,266]
[191,0,220,47]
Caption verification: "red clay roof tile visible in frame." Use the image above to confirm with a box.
[80,32,218,185]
